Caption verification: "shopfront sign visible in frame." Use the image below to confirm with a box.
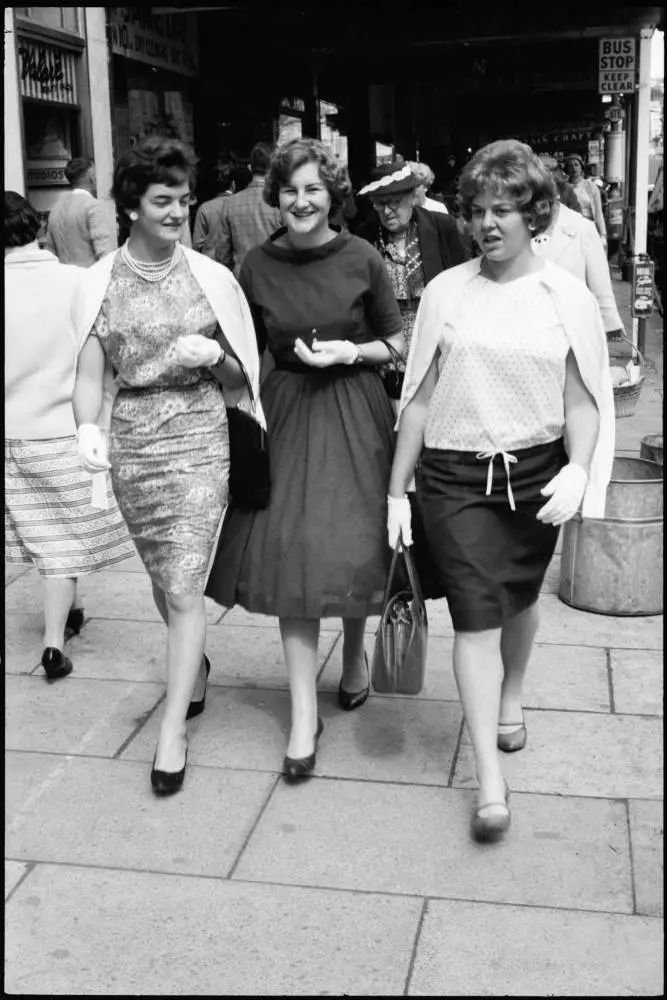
[109,7,197,76]
[598,38,636,95]
[17,38,78,104]
[26,160,68,187]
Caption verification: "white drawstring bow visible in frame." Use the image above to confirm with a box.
[476,450,518,510]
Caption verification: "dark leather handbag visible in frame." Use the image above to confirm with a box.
[379,338,405,400]
[371,543,428,695]
[225,365,270,510]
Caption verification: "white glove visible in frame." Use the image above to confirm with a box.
[293,337,358,368]
[537,463,589,526]
[174,334,223,368]
[77,424,110,473]
[387,494,413,550]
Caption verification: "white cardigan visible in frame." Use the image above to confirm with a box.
[397,258,615,519]
[73,244,265,428]
[533,203,624,333]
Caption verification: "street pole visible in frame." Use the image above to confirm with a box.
[632,27,654,353]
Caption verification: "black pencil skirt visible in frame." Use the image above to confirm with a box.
[415,438,568,632]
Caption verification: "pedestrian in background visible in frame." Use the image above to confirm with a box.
[5,191,134,680]
[206,138,405,781]
[564,154,607,246]
[408,161,450,214]
[73,137,263,797]
[43,157,117,266]
[192,161,236,252]
[388,140,614,842]
[356,160,467,362]
[534,154,625,338]
[206,141,282,274]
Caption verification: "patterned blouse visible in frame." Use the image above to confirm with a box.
[92,252,219,388]
[426,272,570,453]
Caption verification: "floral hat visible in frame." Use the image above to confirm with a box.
[358,161,419,199]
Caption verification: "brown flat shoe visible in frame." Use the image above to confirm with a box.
[497,714,527,753]
[471,782,511,842]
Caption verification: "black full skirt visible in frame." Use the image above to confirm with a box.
[206,365,396,619]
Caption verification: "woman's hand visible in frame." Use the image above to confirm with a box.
[174,334,223,368]
[77,424,110,473]
[387,494,413,549]
[294,337,358,368]
[537,463,589,525]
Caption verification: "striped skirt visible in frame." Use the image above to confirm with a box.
[4,436,135,577]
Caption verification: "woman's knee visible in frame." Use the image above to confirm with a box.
[164,591,204,616]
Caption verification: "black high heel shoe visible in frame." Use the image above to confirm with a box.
[151,743,188,796]
[338,652,370,712]
[65,607,85,638]
[186,654,211,720]
[283,717,324,783]
[41,647,73,680]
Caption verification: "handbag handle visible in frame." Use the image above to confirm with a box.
[380,541,425,613]
[214,329,257,414]
[379,338,404,372]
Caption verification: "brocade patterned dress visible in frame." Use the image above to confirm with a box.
[91,252,229,594]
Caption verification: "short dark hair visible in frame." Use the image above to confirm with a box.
[250,142,273,176]
[4,190,41,247]
[112,136,198,222]
[263,138,352,215]
[64,157,94,186]
[457,139,556,235]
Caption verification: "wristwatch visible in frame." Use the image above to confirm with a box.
[351,343,364,365]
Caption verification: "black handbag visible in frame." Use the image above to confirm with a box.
[371,543,428,695]
[225,365,270,510]
[378,338,405,400]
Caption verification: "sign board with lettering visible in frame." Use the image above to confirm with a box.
[17,37,78,104]
[631,257,655,318]
[26,160,68,187]
[598,38,636,94]
[109,7,197,77]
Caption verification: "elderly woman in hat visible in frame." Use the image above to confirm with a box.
[564,154,607,245]
[355,161,467,363]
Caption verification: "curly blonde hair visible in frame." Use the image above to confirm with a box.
[263,138,352,216]
[457,139,556,235]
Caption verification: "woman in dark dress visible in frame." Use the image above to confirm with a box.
[206,138,405,780]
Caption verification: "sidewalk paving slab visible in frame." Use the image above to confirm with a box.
[408,899,663,997]
[232,779,632,913]
[610,649,664,715]
[628,799,664,917]
[5,865,423,997]
[6,752,276,879]
[454,710,663,799]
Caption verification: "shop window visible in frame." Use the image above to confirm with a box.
[15,8,81,35]
[23,101,77,188]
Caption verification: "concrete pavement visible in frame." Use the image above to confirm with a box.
[4,280,663,996]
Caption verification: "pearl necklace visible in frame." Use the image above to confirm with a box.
[121,241,182,282]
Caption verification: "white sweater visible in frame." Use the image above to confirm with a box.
[4,245,82,439]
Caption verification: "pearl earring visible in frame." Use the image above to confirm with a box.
[129,211,138,222]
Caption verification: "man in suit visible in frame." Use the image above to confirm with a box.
[43,157,117,266]
[204,141,282,275]
[192,161,236,253]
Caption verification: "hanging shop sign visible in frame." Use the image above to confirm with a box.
[631,255,655,318]
[598,38,636,95]
[17,37,78,104]
[108,7,197,77]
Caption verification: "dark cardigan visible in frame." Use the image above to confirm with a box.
[354,204,469,282]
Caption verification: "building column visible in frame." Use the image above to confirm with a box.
[4,8,25,194]
[83,7,115,231]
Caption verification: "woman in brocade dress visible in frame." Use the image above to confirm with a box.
[206,138,405,781]
[73,137,263,796]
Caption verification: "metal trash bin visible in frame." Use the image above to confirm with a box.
[559,457,663,616]
[640,433,663,465]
